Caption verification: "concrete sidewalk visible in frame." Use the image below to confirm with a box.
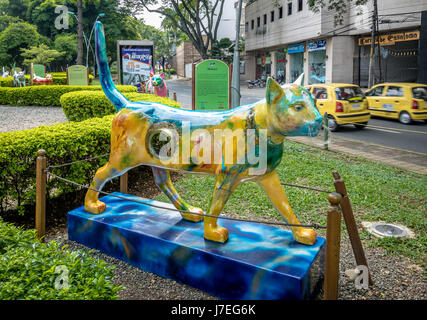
[288,133,427,175]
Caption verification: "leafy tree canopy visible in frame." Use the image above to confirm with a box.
[21,43,64,66]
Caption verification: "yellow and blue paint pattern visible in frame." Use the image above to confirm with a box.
[69,192,325,300]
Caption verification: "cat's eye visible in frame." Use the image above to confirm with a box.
[293,104,304,111]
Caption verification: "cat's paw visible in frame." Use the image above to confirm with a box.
[181,206,204,223]
[84,200,106,214]
[293,228,317,245]
[204,224,229,243]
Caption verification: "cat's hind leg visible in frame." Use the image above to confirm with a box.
[256,170,316,245]
[152,167,204,222]
[203,173,240,243]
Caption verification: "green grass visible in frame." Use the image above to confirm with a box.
[154,140,427,267]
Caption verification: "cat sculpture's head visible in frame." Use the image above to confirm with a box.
[151,73,165,87]
[265,77,322,137]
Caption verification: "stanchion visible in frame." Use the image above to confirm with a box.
[35,149,47,241]
[324,192,342,300]
[333,171,373,286]
[120,172,128,194]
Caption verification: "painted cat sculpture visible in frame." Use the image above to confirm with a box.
[85,22,323,245]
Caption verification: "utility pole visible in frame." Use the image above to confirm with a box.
[231,0,243,108]
[367,0,378,88]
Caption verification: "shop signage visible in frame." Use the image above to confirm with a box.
[287,43,305,54]
[308,40,326,52]
[358,30,420,46]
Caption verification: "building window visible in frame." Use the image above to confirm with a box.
[279,7,283,19]
[257,16,260,27]
[251,19,254,30]
[245,22,248,32]
[298,0,303,11]
[263,14,267,25]
[288,2,292,16]
[271,10,275,22]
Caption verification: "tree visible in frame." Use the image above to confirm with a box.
[124,0,227,59]
[0,22,42,66]
[307,0,369,25]
[76,0,83,65]
[0,14,22,33]
[20,43,64,67]
[53,33,77,66]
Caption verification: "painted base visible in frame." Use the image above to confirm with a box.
[68,192,325,299]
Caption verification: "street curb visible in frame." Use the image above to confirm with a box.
[288,136,427,176]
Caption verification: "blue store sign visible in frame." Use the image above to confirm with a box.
[308,40,326,52]
[287,42,305,54]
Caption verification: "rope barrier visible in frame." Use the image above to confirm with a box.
[45,170,327,230]
[281,182,332,194]
[47,153,110,169]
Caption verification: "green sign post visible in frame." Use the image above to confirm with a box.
[193,59,230,111]
[67,65,89,86]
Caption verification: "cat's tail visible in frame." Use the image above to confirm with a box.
[95,21,128,112]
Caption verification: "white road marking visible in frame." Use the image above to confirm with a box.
[368,127,401,134]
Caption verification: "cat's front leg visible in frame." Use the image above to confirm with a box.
[203,174,240,243]
[256,170,317,245]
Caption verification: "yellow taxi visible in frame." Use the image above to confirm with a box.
[305,83,371,131]
[365,83,427,124]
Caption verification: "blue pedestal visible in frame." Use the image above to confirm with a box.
[68,192,325,300]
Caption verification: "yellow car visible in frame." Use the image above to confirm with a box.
[365,83,427,124]
[305,83,371,131]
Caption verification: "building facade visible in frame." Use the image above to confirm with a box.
[244,0,427,86]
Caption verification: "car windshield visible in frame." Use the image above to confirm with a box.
[412,87,427,101]
[335,87,364,101]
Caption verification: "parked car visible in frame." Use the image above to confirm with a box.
[365,83,427,124]
[305,83,371,131]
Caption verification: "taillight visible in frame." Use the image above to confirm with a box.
[412,100,419,109]
[336,101,344,112]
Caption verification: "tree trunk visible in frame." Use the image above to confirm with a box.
[76,0,84,65]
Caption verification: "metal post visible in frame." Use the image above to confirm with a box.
[36,149,47,241]
[120,172,128,194]
[368,0,378,88]
[231,0,243,108]
[333,171,373,286]
[323,112,329,150]
[324,192,342,300]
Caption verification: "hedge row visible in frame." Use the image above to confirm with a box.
[0,85,137,107]
[0,115,113,214]
[0,217,121,299]
[61,91,181,122]
[0,74,94,87]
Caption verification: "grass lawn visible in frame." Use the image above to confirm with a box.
[155,140,427,268]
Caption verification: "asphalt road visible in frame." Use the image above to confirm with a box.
[165,78,427,155]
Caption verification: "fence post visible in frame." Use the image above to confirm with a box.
[324,192,342,300]
[332,171,373,286]
[35,149,47,241]
[323,112,329,150]
[120,172,128,194]
[173,92,177,102]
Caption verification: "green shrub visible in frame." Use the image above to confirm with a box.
[0,115,113,214]
[0,85,136,106]
[61,91,181,122]
[0,73,95,87]
[0,218,122,299]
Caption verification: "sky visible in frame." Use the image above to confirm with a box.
[136,8,163,29]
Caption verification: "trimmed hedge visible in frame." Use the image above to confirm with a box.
[0,85,137,107]
[0,73,94,87]
[61,91,181,122]
[0,217,121,299]
[0,115,113,214]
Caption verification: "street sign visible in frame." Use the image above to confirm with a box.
[67,65,89,86]
[193,59,230,111]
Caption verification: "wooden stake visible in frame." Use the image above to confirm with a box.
[191,63,196,110]
[35,149,47,241]
[120,172,128,194]
[173,92,177,102]
[332,171,373,286]
[324,192,342,300]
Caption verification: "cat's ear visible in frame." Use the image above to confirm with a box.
[266,77,284,106]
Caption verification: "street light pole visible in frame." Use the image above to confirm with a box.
[368,0,378,88]
[87,13,105,73]
[231,0,243,108]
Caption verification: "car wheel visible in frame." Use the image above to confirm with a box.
[354,122,368,129]
[328,116,339,132]
[399,111,412,125]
